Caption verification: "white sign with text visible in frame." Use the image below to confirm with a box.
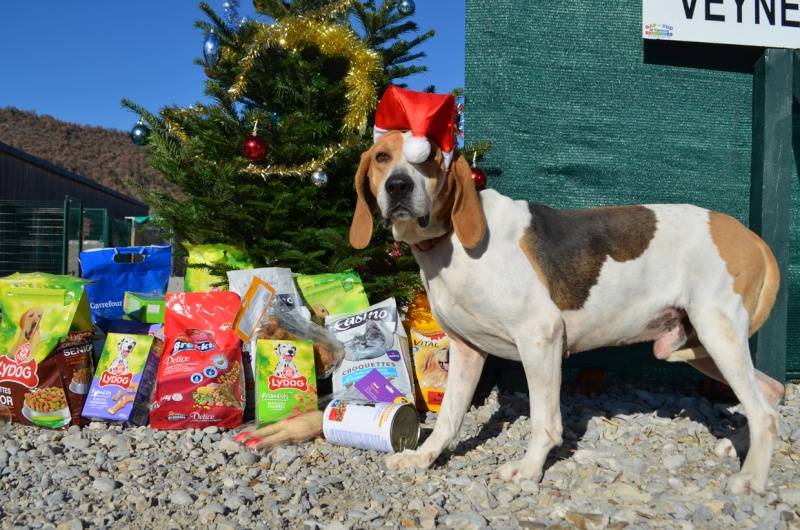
[643,0,800,48]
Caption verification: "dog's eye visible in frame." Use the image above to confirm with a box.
[375,152,390,163]
[426,149,436,161]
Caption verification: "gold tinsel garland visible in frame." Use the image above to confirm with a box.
[241,138,363,179]
[231,1,381,134]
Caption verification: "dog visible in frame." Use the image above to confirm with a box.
[273,342,301,378]
[416,345,449,390]
[109,337,136,374]
[8,306,44,360]
[311,304,330,323]
[349,128,784,494]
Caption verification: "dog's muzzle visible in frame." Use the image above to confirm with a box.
[383,173,429,228]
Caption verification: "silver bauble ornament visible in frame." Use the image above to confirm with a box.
[311,171,328,187]
[398,0,415,16]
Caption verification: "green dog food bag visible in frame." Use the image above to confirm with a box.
[0,273,95,429]
[294,270,370,325]
[183,243,254,293]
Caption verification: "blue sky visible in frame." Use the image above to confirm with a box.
[0,1,465,133]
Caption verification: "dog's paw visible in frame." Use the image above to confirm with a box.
[726,470,766,495]
[384,450,437,471]
[494,460,543,484]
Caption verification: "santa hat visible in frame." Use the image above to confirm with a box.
[374,85,456,170]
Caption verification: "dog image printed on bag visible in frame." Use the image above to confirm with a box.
[8,306,44,361]
[81,332,163,425]
[255,339,317,427]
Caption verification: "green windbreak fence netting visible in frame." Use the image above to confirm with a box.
[465,0,799,386]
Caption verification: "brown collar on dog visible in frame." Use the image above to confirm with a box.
[412,236,444,252]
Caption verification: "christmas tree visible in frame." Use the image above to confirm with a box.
[122,0,437,304]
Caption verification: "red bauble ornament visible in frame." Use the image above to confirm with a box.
[242,135,268,161]
[471,166,487,189]
[204,65,216,79]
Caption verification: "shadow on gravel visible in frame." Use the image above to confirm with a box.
[419,377,748,476]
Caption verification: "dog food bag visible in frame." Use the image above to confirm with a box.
[255,339,318,427]
[150,292,245,430]
[228,267,310,318]
[81,332,163,425]
[326,298,415,404]
[183,243,253,293]
[294,270,370,325]
[80,245,171,333]
[0,273,95,429]
[403,291,449,412]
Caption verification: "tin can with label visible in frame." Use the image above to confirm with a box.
[323,398,420,453]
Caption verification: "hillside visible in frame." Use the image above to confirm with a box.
[0,106,170,199]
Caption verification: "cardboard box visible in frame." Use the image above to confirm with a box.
[81,332,163,425]
[123,292,166,324]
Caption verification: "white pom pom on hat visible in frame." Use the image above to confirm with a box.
[373,85,456,170]
[402,135,431,163]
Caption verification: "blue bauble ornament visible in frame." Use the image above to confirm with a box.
[204,32,221,68]
[398,0,415,16]
[130,120,150,146]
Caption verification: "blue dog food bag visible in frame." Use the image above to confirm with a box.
[80,245,172,333]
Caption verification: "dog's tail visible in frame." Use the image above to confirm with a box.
[748,234,780,337]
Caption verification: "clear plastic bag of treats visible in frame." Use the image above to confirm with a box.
[254,297,344,379]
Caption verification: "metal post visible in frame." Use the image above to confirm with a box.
[749,48,792,385]
[62,196,70,275]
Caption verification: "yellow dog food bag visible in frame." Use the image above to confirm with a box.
[183,243,254,293]
[294,270,370,325]
[404,291,449,412]
[0,273,95,429]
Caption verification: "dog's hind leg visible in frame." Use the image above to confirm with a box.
[384,339,487,472]
[689,306,779,494]
[495,317,564,484]
[685,352,784,461]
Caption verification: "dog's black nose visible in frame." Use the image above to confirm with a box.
[385,174,414,199]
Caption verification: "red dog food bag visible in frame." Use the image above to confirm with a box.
[149,292,245,430]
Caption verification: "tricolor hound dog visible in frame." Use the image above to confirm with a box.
[349,129,784,494]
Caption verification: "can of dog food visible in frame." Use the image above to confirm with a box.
[323,398,420,453]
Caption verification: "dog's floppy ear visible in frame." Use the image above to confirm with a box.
[349,149,378,249]
[450,152,486,249]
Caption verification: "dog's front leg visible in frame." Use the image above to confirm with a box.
[495,317,564,484]
[384,339,487,471]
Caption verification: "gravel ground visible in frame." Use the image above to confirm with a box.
[1,382,799,530]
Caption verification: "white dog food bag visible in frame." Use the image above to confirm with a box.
[327,298,415,404]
